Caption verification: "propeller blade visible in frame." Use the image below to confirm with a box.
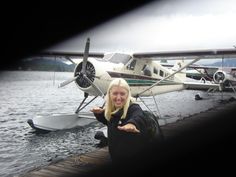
[81,38,90,74]
[83,74,104,97]
[58,76,79,88]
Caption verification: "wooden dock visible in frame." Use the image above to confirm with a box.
[21,146,111,177]
[20,100,236,177]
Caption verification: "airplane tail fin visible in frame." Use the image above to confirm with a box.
[171,60,187,82]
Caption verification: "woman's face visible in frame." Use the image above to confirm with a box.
[110,85,128,108]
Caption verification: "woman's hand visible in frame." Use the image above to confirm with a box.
[90,107,104,114]
[117,123,140,133]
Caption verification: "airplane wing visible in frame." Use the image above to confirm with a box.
[36,51,105,64]
[187,65,219,70]
[183,80,220,91]
[38,51,104,58]
[133,48,236,60]
[161,63,219,70]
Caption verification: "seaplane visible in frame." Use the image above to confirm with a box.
[187,65,236,93]
[27,38,236,132]
[162,61,236,93]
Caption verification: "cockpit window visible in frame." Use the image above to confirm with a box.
[142,64,147,71]
[126,59,136,70]
[153,67,158,74]
[160,70,164,77]
[142,64,152,76]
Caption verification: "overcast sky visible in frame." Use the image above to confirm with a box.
[50,0,236,64]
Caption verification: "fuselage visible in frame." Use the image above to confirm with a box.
[73,53,187,97]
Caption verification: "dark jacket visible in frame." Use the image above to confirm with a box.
[94,103,149,163]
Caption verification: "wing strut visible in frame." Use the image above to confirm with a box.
[136,57,201,97]
[228,81,236,94]
[75,94,99,114]
[65,56,76,65]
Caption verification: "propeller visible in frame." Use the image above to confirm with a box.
[74,38,96,88]
[74,61,95,88]
[58,38,104,97]
[58,38,90,88]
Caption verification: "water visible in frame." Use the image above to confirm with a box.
[0,71,234,177]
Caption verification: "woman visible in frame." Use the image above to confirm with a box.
[90,78,149,164]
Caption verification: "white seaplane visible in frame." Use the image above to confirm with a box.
[186,65,236,93]
[27,38,236,131]
[162,61,236,93]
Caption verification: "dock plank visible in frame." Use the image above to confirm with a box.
[47,164,81,174]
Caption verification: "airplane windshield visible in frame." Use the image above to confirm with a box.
[126,59,136,70]
[103,53,132,64]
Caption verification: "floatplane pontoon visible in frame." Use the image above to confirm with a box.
[27,112,97,131]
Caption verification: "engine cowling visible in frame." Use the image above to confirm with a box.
[74,60,95,88]
[213,70,227,84]
[73,58,115,96]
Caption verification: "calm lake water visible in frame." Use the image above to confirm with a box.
[0,71,234,177]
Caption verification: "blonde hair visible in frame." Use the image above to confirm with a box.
[104,78,134,121]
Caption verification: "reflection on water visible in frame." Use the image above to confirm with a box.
[0,71,234,177]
